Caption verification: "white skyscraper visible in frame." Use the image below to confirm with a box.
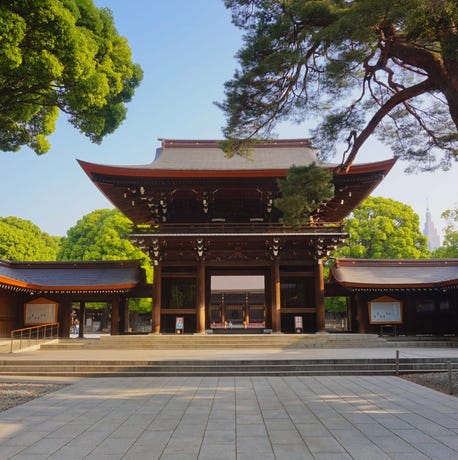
[423,208,441,250]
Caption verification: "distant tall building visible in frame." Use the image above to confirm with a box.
[423,208,441,250]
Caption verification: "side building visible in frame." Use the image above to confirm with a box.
[329,258,458,335]
[0,259,147,338]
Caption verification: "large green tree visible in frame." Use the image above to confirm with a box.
[0,216,61,261]
[0,0,142,154]
[220,0,458,171]
[325,195,428,313]
[332,196,429,259]
[432,207,458,257]
[58,209,152,312]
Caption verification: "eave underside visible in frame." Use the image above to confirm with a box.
[82,164,393,226]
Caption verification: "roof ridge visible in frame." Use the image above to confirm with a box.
[159,138,312,149]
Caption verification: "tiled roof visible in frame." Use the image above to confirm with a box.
[331,258,458,288]
[80,139,323,173]
[0,259,146,292]
[148,139,321,171]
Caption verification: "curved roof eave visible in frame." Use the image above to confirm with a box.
[335,279,458,289]
[0,276,140,292]
[77,157,397,180]
[330,258,458,289]
[0,259,146,292]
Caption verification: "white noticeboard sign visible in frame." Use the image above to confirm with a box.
[24,300,58,325]
[369,298,402,324]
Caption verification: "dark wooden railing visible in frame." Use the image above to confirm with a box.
[10,322,59,353]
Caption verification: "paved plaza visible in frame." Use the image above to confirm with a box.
[0,371,457,460]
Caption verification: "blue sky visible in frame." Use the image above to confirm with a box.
[1,0,456,240]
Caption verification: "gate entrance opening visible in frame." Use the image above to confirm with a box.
[210,276,265,330]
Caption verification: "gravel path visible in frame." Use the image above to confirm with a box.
[401,371,458,396]
[0,382,67,412]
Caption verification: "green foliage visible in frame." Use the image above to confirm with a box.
[325,297,347,314]
[58,209,152,312]
[432,207,458,258]
[275,164,334,227]
[220,0,458,170]
[0,0,143,154]
[332,196,429,259]
[0,216,61,261]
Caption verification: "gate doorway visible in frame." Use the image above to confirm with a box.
[209,275,265,330]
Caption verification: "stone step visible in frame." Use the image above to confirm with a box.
[39,335,458,352]
[1,358,456,377]
[41,333,388,350]
[386,341,458,348]
[386,336,458,342]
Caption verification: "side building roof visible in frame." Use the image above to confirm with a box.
[330,258,458,291]
[0,259,146,295]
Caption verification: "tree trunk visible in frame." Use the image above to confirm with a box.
[442,65,458,131]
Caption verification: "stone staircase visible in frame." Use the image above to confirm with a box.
[385,336,458,348]
[2,334,457,377]
[41,333,389,350]
[0,357,456,378]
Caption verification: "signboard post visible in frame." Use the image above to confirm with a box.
[175,317,184,334]
[368,296,403,336]
[294,316,303,334]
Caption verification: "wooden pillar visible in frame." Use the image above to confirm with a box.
[407,295,419,335]
[348,296,358,332]
[345,297,352,332]
[152,262,162,334]
[271,258,281,332]
[58,299,72,338]
[315,259,326,332]
[264,275,271,329]
[196,258,206,333]
[118,297,127,334]
[78,301,85,338]
[111,297,119,335]
[356,293,368,333]
[124,299,130,333]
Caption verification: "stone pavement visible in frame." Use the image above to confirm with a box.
[0,373,457,460]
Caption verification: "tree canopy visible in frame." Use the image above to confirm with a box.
[58,209,152,312]
[220,0,458,171]
[0,0,143,154]
[332,196,429,259]
[0,216,61,261]
[58,208,150,265]
[432,206,458,257]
